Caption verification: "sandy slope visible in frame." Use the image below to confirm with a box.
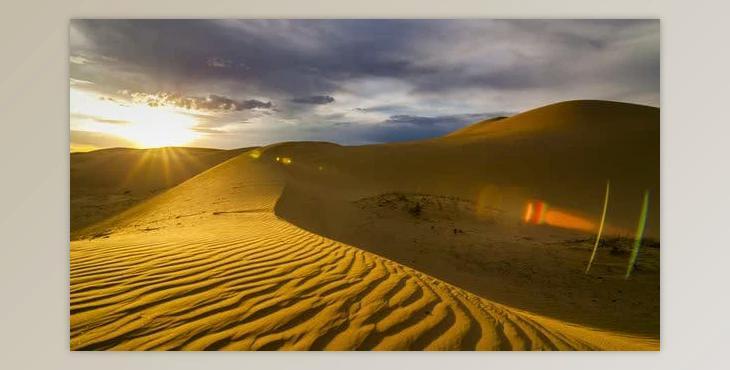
[271,100,659,238]
[277,189,660,337]
[71,147,249,234]
[71,100,659,350]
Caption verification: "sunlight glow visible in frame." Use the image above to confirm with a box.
[71,88,201,148]
[248,149,262,159]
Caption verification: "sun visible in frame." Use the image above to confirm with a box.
[111,108,199,148]
[71,88,201,148]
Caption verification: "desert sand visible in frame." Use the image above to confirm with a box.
[71,147,248,233]
[70,100,659,350]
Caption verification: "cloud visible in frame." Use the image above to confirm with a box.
[192,127,228,134]
[385,115,434,125]
[70,20,658,105]
[206,57,233,68]
[383,112,514,126]
[70,19,659,148]
[367,112,510,141]
[238,99,273,110]
[122,90,272,112]
[69,55,91,65]
[71,112,130,125]
[70,78,94,87]
[283,111,512,145]
[71,130,136,149]
[291,95,335,105]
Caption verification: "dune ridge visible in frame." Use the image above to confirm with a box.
[71,100,659,350]
[71,146,250,233]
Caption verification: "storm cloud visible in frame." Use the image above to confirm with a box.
[124,91,272,112]
[384,113,499,127]
[292,95,336,105]
[70,19,659,148]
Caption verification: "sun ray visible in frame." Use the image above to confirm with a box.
[120,149,153,191]
[70,88,202,149]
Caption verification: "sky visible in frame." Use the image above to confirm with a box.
[69,19,659,151]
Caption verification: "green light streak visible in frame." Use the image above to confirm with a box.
[625,190,650,279]
[585,180,610,274]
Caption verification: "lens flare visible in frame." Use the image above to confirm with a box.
[275,156,293,165]
[523,202,534,223]
[523,201,548,225]
[586,180,611,274]
[625,190,650,279]
[523,200,596,233]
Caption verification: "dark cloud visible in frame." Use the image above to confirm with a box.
[206,57,233,68]
[238,99,273,110]
[375,112,510,139]
[354,104,404,113]
[386,115,439,126]
[300,112,512,144]
[123,91,271,112]
[70,19,658,148]
[292,95,335,105]
[71,19,658,106]
[384,112,512,127]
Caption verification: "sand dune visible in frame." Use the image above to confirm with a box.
[71,146,249,234]
[71,157,654,350]
[71,100,659,350]
[269,100,660,335]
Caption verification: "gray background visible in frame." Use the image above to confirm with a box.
[1,0,728,369]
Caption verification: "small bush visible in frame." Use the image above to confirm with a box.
[408,202,422,217]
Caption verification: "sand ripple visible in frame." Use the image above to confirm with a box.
[70,150,657,350]
[71,212,653,350]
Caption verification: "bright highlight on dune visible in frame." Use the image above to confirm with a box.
[71,88,200,148]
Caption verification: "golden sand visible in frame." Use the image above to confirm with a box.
[71,100,659,350]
